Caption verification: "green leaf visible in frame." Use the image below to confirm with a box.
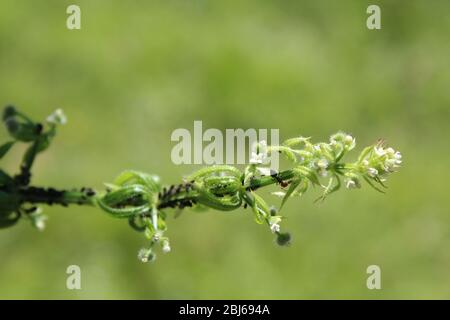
[0,211,20,229]
[114,170,161,192]
[0,191,20,213]
[35,133,53,153]
[241,191,255,207]
[315,174,341,203]
[128,215,147,232]
[241,191,264,224]
[293,166,321,186]
[2,105,17,121]
[363,176,385,193]
[103,183,120,191]
[196,184,242,211]
[0,170,14,186]
[97,200,150,218]
[358,146,374,163]
[204,175,241,195]
[282,136,311,148]
[280,178,301,209]
[100,184,150,207]
[269,146,297,163]
[249,191,271,224]
[252,191,270,214]
[96,184,153,218]
[374,176,388,189]
[0,141,14,159]
[5,119,39,142]
[187,165,241,181]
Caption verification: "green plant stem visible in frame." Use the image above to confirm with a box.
[14,169,300,211]
[16,187,96,207]
[247,169,296,190]
[15,141,39,185]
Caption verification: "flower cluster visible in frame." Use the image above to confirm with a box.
[244,132,402,238]
[348,141,402,192]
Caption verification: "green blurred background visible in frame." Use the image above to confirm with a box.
[1,0,449,299]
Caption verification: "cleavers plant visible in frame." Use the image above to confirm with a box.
[0,106,402,263]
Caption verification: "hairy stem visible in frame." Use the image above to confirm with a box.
[14,169,299,211]
[246,170,296,190]
[16,187,96,207]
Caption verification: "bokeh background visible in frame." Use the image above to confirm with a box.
[1,0,449,299]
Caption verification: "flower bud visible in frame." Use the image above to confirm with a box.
[46,109,67,125]
[276,232,291,246]
[29,208,47,231]
[270,223,280,233]
[317,158,328,169]
[137,248,156,263]
[162,240,171,254]
[343,134,355,150]
[367,167,378,177]
[2,105,16,120]
[344,173,361,189]
[269,206,278,216]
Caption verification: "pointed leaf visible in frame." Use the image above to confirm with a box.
[0,141,14,159]
[280,178,301,209]
[363,176,386,193]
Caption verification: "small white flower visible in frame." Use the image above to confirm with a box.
[345,179,361,189]
[384,158,401,170]
[46,109,67,125]
[152,230,163,242]
[344,135,356,150]
[367,167,378,177]
[344,135,353,143]
[35,219,46,231]
[31,211,47,231]
[162,241,171,254]
[138,248,151,263]
[362,159,369,167]
[270,223,280,233]
[250,140,268,164]
[374,146,386,157]
[316,158,328,177]
[394,151,402,160]
[386,147,395,155]
[317,158,328,169]
[346,180,355,189]
[330,132,345,143]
